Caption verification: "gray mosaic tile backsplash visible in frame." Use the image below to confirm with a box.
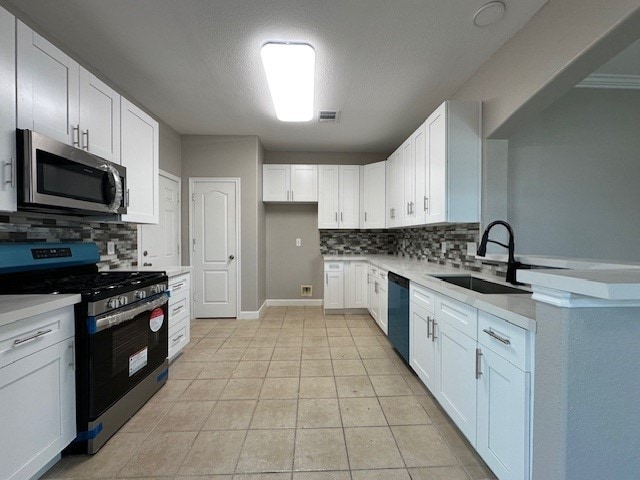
[0,212,138,270]
[320,223,508,277]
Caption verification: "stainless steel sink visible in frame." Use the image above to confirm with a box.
[431,275,529,295]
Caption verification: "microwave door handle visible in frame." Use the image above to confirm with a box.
[93,293,169,333]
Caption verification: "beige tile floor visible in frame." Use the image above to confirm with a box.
[44,307,497,480]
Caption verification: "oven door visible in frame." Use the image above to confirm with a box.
[17,129,127,214]
[87,293,168,419]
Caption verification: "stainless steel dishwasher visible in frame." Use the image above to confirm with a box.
[387,272,410,362]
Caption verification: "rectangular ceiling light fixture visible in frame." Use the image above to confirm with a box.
[261,42,315,122]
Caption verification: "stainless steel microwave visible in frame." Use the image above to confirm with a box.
[16,129,127,216]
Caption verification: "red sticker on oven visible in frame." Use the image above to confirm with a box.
[149,308,164,332]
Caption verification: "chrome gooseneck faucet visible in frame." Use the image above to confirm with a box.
[477,220,522,285]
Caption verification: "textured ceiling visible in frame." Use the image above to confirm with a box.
[7,0,549,152]
[595,37,640,76]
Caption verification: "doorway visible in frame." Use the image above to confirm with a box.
[189,178,240,318]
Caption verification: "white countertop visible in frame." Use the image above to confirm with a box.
[324,254,537,331]
[109,265,192,278]
[0,294,81,328]
[477,253,640,270]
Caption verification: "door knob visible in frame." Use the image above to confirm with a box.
[229,255,235,260]
[143,250,148,256]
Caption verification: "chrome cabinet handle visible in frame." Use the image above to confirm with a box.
[143,262,152,266]
[424,196,428,212]
[125,189,131,207]
[426,316,432,339]
[482,328,511,345]
[72,124,80,147]
[172,305,184,315]
[172,281,186,292]
[340,212,343,222]
[172,334,184,343]
[13,329,52,347]
[82,130,89,150]
[325,273,328,286]
[364,212,367,222]
[3,157,15,187]
[68,341,76,369]
[476,348,483,379]
[374,282,379,294]
[335,212,338,222]
[431,320,437,342]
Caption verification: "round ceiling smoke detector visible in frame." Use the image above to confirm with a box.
[473,1,506,27]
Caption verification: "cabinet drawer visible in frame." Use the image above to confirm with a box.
[324,262,344,272]
[168,324,189,361]
[169,296,190,326]
[410,283,435,313]
[436,295,477,339]
[169,315,186,336]
[478,311,529,371]
[169,274,190,295]
[0,306,75,368]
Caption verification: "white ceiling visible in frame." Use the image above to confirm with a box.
[7,0,549,152]
[595,37,640,76]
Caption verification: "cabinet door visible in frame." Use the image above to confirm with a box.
[410,303,436,392]
[370,281,380,322]
[17,21,79,145]
[426,103,447,224]
[378,283,388,335]
[318,165,339,228]
[0,8,16,212]
[345,262,368,309]
[291,165,318,202]
[324,271,344,309]
[413,122,427,225]
[477,348,529,480]
[401,138,415,226]
[0,338,75,480]
[263,164,290,202]
[121,98,159,224]
[362,161,386,228]
[338,165,360,228]
[79,67,121,163]
[436,319,477,445]
[385,154,396,228]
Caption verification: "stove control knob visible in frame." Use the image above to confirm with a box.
[107,298,118,309]
[150,285,163,295]
[135,291,146,300]
[119,296,128,306]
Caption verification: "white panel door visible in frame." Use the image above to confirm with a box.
[413,122,427,225]
[345,261,368,309]
[291,164,318,202]
[79,67,120,163]
[0,8,16,213]
[121,98,159,224]
[318,165,339,228]
[338,165,360,228]
[436,320,477,445]
[410,304,437,392]
[477,348,529,480]
[263,164,290,202]
[192,180,238,318]
[139,173,181,268]
[16,21,79,145]
[363,161,386,229]
[324,272,344,310]
[401,138,415,226]
[0,338,75,480]
[426,103,447,224]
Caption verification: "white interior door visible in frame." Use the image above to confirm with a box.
[191,179,238,318]
[139,172,180,268]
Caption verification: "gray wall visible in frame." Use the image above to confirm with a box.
[159,121,181,177]
[507,88,640,262]
[257,142,267,308]
[265,152,386,300]
[181,135,264,312]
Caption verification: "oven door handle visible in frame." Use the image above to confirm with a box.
[90,293,169,334]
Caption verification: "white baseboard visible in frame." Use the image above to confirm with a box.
[265,299,323,307]
[237,300,268,320]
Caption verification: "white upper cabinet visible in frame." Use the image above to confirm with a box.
[318,165,360,229]
[79,68,121,163]
[425,101,481,224]
[401,137,415,226]
[400,122,427,227]
[362,161,386,229]
[385,148,402,228]
[263,164,317,202]
[17,21,79,145]
[120,98,159,224]
[0,8,16,213]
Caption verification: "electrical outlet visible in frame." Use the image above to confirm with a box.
[301,285,312,297]
[441,241,447,253]
[107,241,115,255]
[296,238,302,247]
[467,242,477,257]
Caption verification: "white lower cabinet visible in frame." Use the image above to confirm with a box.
[345,261,368,309]
[367,265,388,334]
[324,271,344,310]
[0,306,76,480]
[168,272,192,361]
[409,282,533,480]
[377,273,388,334]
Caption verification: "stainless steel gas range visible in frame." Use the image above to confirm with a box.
[0,242,169,454]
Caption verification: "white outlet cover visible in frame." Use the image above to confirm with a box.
[467,242,477,257]
[441,242,447,253]
[107,241,115,255]
[296,238,302,247]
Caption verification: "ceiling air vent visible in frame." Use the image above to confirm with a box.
[318,110,339,123]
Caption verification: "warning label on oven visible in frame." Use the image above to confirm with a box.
[129,347,148,376]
